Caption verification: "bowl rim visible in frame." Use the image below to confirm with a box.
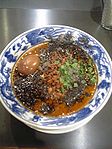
[0,25,112,130]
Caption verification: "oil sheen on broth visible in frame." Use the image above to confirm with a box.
[12,34,98,117]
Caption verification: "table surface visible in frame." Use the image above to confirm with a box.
[0,8,112,149]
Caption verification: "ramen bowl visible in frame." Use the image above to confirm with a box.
[0,25,112,133]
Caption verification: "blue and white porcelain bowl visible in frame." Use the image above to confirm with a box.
[0,25,112,132]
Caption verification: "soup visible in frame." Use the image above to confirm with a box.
[11,34,98,117]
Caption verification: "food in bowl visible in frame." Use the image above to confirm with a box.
[11,34,98,117]
[0,25,111,130]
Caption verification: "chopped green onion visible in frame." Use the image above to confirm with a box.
[55,60,60,64]
[73,82,78,87]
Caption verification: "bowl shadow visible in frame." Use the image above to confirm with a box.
[10,116,75,148]
[10,116,46,148]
